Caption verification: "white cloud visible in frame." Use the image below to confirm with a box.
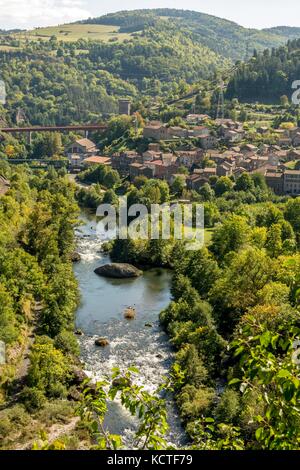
[0,0,91,30]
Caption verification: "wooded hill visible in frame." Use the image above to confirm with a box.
[1,9,300,125]
[79,9,300,61]
[226,39,300,103]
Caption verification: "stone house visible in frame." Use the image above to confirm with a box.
[283,170,300,195]
[143,124,170,140]
[199,134,218,150]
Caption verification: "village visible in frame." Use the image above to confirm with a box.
[65,113,300,197]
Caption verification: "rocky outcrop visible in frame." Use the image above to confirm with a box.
[71,368,89,385]
[94,263,142,279]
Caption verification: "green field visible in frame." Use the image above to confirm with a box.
[15,24,133,43]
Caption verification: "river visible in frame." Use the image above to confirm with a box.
[73,212,186,448]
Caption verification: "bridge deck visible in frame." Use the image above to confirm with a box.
[0,125,107,132]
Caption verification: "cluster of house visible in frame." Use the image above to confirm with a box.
[65,119,300,196]
[143,117,250,148]
[143,120,218,149]
[143,118,300,148]
[109,142,300,196]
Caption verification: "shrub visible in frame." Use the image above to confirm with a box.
[21,386,46,411]
[54,330,79,356]
[215,389,240,424]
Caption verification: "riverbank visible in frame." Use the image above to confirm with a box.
[73,212,187,447]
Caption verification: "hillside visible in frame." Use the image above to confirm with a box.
[8,9,300,61]
[226,38,300,104]
[1,9,300,126]
[79,9,300,61]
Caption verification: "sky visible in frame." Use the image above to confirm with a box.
[1,0,300,31]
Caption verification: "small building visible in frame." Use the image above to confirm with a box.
[169,126,188,139]
[68,155,82,168]
[194,167,217,178]
[143,124,170,140]
[186,174,208,191]
[223,129,241,142]
[129,163,153,180]
[241,144,258,154]
[199,134,218,150]
[278,137,292,147]
[283,169,300,195]
[82,156,111,167]
[119,99,131,116]
[177,151,200,168]
[189,126,210,138]
[265,171,284,195]
[112,151,141,173]
[186,114,210,124]
[67,138,98,156]
[293,133,300,147]
[216,162,233,177]
[142,150,161,162]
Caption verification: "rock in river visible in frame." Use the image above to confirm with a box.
[95,337,109,347]
[124,307,136,319]
[70,252,81,262]
[94,263,142,279]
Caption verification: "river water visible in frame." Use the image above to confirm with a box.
[73,212,186,447]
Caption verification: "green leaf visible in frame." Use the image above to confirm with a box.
[229,378,241,386]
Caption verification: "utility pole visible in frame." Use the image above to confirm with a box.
[216,80,225,120]
[133,112,138,137]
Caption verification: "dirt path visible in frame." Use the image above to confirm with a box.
[14,417,80,450]
[15,302,43,383]
[47,417,80,443]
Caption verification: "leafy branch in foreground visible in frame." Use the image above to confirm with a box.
[77,367,170,450]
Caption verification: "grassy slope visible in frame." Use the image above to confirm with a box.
[14,24,133,43]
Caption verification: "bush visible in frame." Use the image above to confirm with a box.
[48,382,68,399]
[215,389,240,424]
[54,330,80,356]
[177,384,215,420]
[21,386,46,411]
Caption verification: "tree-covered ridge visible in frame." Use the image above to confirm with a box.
[226,39,300,103]
[79,9,300,61]
[0,28,226,126]
[2,9,300,127]
[87,26,227,84]
[0,49,137,126]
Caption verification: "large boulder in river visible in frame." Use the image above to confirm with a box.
[94,263,142,279]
